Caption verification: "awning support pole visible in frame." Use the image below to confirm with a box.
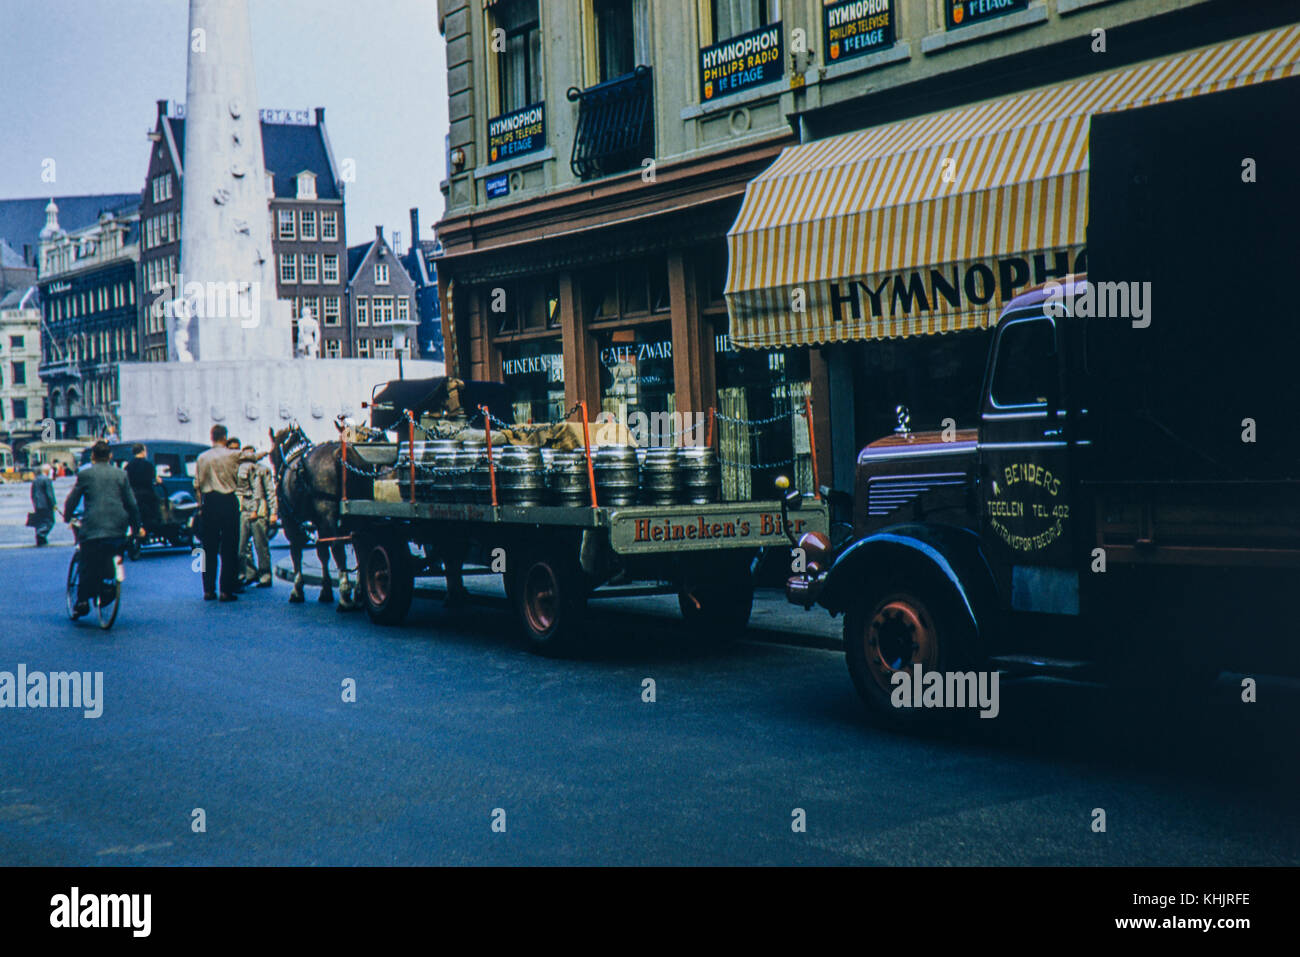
[805,396,820,501]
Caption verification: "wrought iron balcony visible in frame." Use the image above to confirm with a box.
[567,66,655,181]
[38,358,81,379]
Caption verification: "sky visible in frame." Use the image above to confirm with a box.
[0,0,448,249]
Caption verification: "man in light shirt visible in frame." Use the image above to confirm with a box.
[194,424,241,601]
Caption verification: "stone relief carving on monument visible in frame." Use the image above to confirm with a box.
[213,187,231,205]
[310,403,324,419]
[171,297,195,362]
[296,306,321,358]
[176,405,191,424]
[278,402,292,420]
[211,405,226,422]
[245,402,260,420]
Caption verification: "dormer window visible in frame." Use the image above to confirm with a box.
[296,171,317,200]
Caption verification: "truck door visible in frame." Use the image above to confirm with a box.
[978,309,1081,616]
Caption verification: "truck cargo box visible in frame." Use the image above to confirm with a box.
[1084,76,1300,482]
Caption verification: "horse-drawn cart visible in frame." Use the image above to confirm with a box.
[332,377,830,655]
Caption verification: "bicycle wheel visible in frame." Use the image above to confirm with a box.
[65,551,80,621]
[97,558,121,630]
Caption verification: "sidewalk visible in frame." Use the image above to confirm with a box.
[274,553,844,650]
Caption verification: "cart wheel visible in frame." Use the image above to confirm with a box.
[678,557,754,647]
[360,536,414,626]
[844,571,979,728]
[510,551,587,656]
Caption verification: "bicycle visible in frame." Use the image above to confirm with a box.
[65,521,127,631]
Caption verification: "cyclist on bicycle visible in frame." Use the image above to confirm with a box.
[63,440,143,619]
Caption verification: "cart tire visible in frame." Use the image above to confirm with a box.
[844,570,981,729]
[678,560,754,646]
[510,550,587,656]
[360,536,415,626]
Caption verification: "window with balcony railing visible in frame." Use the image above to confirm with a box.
[567,65,654,181]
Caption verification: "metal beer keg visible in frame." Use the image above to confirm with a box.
[426,439,460,502]
[640,447,681,506]
[550,450,591,506]
[457,437,487,502]
[496,446,546,506]
[446,448,477,502]
[593,445,639,507]
[678,446,720,504]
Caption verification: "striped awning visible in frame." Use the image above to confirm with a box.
[726,25,1300,349]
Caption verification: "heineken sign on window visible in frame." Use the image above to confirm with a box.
[699,23,784,102]
[824,0,895,63]
[946,0,1029,29]
[487,102,546,164]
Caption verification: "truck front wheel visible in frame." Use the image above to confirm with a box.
[360,535,415,626]
[844,573,980,728]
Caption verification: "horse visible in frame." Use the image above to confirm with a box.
[268,422,369,610]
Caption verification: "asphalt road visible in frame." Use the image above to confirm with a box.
[1,543,1297,866]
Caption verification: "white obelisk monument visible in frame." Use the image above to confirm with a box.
[172,0,292,363]
[116,0,442,444]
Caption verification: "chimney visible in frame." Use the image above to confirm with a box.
[157,99,168,122]
[315,107,326,125]
[393,231,402,255]
[409,208,420,253]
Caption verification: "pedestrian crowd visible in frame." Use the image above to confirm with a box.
[28,424,283,605]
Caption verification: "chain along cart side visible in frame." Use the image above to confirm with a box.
[338,391,830,655]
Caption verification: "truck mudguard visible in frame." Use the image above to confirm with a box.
[817,524,1001,642]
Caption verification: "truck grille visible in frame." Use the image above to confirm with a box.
[866,473,967,517]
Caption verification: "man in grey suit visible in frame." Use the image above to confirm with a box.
[62,440,143,618]
[30,464,56,546]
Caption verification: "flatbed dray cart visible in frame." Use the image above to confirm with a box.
[342,495,829,655]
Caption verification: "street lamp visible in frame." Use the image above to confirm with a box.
[389,316,418,380]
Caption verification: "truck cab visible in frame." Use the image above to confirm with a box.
[785,274,1300,723]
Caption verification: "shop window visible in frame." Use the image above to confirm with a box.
[855,331,989,445]
[585,257,670,324]
[492,0,543,115]
[492,278,561,337]
[500,338,566,423]
[595,321,675,428]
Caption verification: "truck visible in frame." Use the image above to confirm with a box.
[780,77,1300,723]
[338,380,829,656]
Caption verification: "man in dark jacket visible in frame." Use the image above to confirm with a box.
[124,443,162,535]
[30,464,56,546]
[63,440,142,618]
